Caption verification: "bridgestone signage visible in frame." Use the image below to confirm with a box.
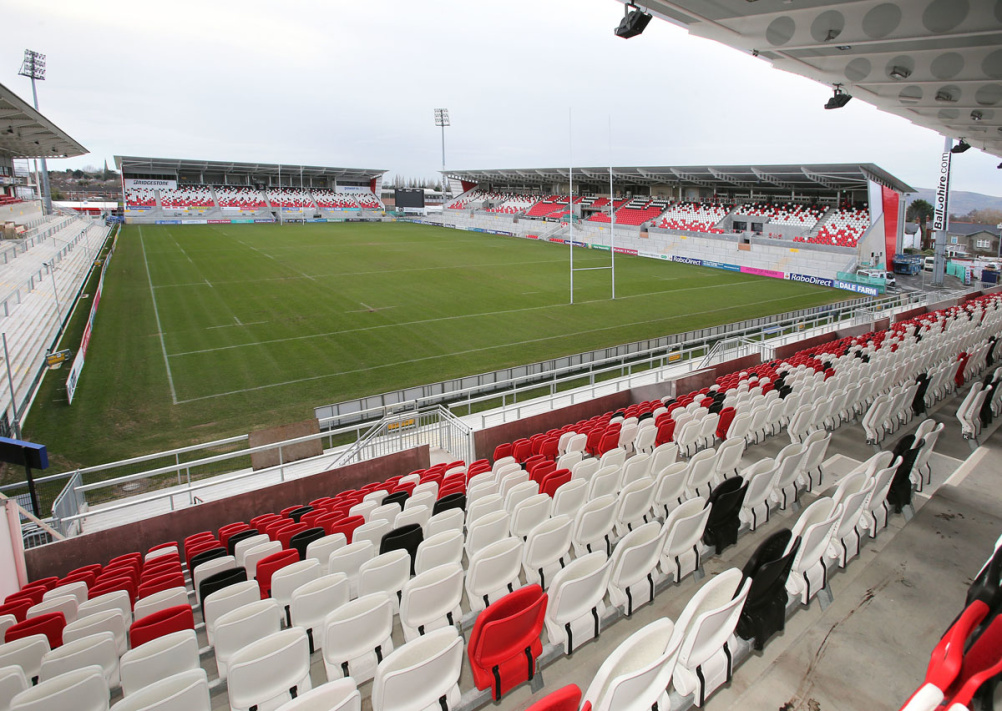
[932,151,951,232]
[124,178,177,190]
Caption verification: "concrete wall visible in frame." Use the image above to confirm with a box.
[25,447,430,580]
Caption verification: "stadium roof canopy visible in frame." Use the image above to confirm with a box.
[0,81,87,159]
[445,163,914,193]
[115,155,386,181]
[624,0,1002,159]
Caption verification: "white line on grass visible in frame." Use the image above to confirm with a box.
[206,320,267,330]
[174,291,805,404]
[224,231,317,282]
[149,257,572,289]
[139,226,179,405]
[169,278,760,358]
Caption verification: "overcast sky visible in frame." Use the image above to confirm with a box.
[1,0,999,197]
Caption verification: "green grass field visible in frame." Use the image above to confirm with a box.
[24,221,845,469]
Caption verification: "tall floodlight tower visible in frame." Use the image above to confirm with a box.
[18,50,52,215]
[434,108,450,194]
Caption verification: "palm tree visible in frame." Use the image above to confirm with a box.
[907,199,935,250]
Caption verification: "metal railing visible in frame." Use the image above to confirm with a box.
[330,405,473,470]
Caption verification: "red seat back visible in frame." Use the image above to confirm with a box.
[493,443,513,462]
[655,420,676,446]
[184,539,221,570]
[716,407,736,440]
[218,522,251,548]
[597,430,620,456]
[947,616,1002,708]
[256,549,300,599]
[540,437,560,460]
[0,598,33,623]
[540,470,572,498]
[89,576,138,605]
[265,519,296,541]
[137,572,186,600]
[250,513,281,530]
[129,604,195,647]
[5,587,45,608]
[5,611,65,648]
[512,439,533,463]
[68,564,103,578]
[528,461,555,485]
[525,684,582,711]
[585,429,604,456]
[328,515,365,543]
[468,584,548,699]
[278,523,309,550]
[301,510,327,530]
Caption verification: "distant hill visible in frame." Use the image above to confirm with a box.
[906,188,1002,217]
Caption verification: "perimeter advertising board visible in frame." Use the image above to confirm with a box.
[932,151,952,232]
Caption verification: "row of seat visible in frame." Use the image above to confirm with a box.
[159,186,214,208]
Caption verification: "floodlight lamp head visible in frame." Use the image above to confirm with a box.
[825,84,852,110]
[889,66,911,80]
[434,108,450,127]
[950,139,971,154]
[17,49,46,81]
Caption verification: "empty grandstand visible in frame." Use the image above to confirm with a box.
[443,164,911,295]
[115,157,387,224]
[0,81,105,446]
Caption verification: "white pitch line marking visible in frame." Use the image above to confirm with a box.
[139,226,178,405]
[206,320,267,331]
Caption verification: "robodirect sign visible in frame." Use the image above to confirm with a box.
[788,273,834,288]
[672,255,703,266]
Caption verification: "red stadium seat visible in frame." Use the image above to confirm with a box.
[129,605,195,648]
[716,408,736,440]
[328,515,365,543]
[540,469,572,498]
[468,584,548,700]
[218,522,252,548]
[526,685,584,711]
[5,587,45,608]
[6,611,65,648]
[493,443,513,462]
[655,420,676,446]
[90,576,138,605]
[137,573,186,600]
[0,598,33,622]
[256,549,300,599]
[250,513,281,530]
[529,461,555,485]
[512,439,533,463]
[278,523,309,550]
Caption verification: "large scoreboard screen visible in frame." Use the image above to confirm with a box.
[395,189,425,208]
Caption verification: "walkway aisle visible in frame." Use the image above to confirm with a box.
[713,423,1002,710]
